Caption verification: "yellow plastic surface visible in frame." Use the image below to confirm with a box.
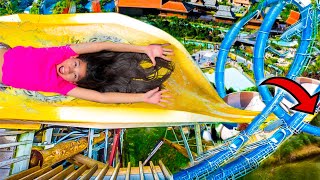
[0,13,275,129]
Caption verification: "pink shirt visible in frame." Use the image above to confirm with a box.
[2,46,78,95]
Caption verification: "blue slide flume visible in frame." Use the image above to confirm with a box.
[174,0,320,179]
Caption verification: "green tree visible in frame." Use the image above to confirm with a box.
[0,0,22,15]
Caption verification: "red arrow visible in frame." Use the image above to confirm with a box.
[261,77,319,114]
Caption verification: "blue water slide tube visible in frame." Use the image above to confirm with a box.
[209,88,320,179]
[302,122,320,136]
[243,0,289,134]
[209,96,320,179]
[253,0,314,126]
[174,1,282,179]
[245,0,320,145]
[280,20,304,41]
[207,2,320,178]
[174,1,320,179]
[209,113,307,179]
[215,0,279,98]
[266,46,289,57]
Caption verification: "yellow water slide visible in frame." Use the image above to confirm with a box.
[0,13,270,130]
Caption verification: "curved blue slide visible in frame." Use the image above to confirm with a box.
[174,0,320,179]
[280,20,303,41]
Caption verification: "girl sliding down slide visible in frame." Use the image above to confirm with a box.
[0,42,174,106]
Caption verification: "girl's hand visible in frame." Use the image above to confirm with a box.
[145,44,173,66]
[143,87,171,107]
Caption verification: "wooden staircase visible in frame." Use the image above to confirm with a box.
[5,159,172,180]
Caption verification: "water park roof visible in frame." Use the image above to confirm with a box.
[161,1,194,13]
[187,0,217,8]
[214,5,235,19]
[199,15,214,21]
[232,6,247,17]
[204,0,217,7]
[203,51,215,58]
[205,68,255,91]
[286,10,300,25]
[117,0,162,8]
[218,5,231,11]
[233,0,250,6]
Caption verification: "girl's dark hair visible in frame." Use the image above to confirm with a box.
[76,51,174,93]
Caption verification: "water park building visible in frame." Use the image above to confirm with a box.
[117,0,194,18]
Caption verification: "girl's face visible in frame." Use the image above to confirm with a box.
[56,56,87,83]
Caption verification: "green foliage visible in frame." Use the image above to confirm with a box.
[139,16,228,42]
[242,156,320,180]
[300,134,312,145]
[238,63,254,78]
[261,133,320,168]
[52,0,90,14]
[100,0,111,5]
[268,86,275,95]
[280,4,298,21]
[75,0,89,13]
[184,43,201,54]
[30,0,42,14]
[243,86,258,92]
[218,0,230,6]
[281,145,295,157]
[266,57,278,64]
[243,86,275,95]
[303,56,320,79]
[123,127,189,173]
[0,0,24,15]
[226,87,237,94]
[310,113,320,127]
[53,0,69,14]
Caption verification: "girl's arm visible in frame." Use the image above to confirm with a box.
[67,87,169,106]
[70,42,147,54]
[70,42,173,66]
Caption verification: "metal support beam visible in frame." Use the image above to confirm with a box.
[87,128,94,159]
[139,161,144,180]
[42,127,53,146]
[162,138,197,158]
[143,140,164,166]
[108,129,121,166]
[195,124,203,155]
[104,129,109,163]
[120,129,124,155]
[179,126,194,164]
